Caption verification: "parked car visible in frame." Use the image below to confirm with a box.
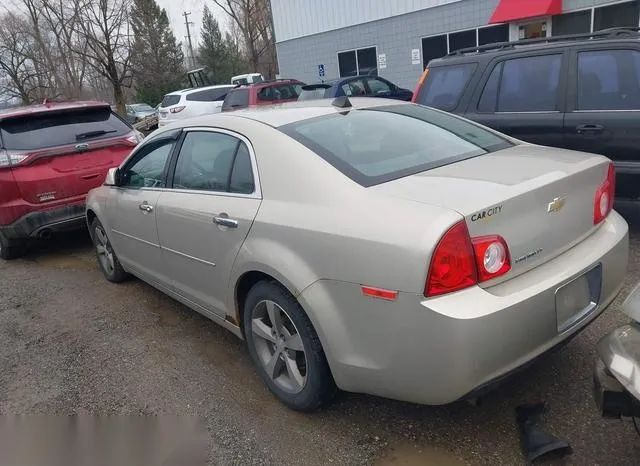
[412,27,640,202]
[158,85,236,128]
[299,76,413,101]
[221,79,304,112]
[86,97,628,411]
[126,103,156,123]
[0,101,142,259]
[231,73,265,85]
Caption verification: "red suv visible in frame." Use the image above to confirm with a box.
[0,101,141,259]
[221,79,304,111]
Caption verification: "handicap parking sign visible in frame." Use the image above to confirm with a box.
[318,64,325,78]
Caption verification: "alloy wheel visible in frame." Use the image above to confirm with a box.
[250,300,307,394]
[94,226,115,275]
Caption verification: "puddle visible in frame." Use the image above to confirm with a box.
[375,442,466,466]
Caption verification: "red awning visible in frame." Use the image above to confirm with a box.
[490,0,563,24]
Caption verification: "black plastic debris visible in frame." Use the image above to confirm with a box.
[516,402,572,465]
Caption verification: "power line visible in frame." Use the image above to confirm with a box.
[182,11,196,69]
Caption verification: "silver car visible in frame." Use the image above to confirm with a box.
[86,98,629,411]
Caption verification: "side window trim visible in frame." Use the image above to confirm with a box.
[118,130,181,191]
[568,45,640,113]
[166,126,262,199]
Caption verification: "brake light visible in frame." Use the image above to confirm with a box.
[0,149,28,169]
[412,68,429,103]
[594,163,616,225]
[425,221,477,297]
[425,222,511,297]
[170,106,186,114]
[471,236,511,282]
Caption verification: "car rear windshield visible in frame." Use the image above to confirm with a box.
[257,83,302,102]
[186,87,234,102]
[0,107,132,151]
[416,63,476,111]
[161,94,181,107]
[279,104,513,187]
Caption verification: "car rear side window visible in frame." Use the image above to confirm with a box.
[416,63,476,111]
[186,87,232,102]
[299,87,331,101]
[223,89,250,109]
[577,49,640,111]
[0,107,131,151]
[280,104,512,187]
[161,95,181,107]
[257,83,302,101]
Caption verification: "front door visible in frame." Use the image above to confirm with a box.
[156,129,261,316]
[563,47,640,200]
[108,133,178,286]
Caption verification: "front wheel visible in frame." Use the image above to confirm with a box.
[90,218,129,283]
[243,281,337,412]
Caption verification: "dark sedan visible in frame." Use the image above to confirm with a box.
[298,76,413,102]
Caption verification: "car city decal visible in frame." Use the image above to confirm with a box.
[470,205,503,222]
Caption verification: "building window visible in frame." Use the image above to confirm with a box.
[552,10,591,36]
[421,35,447,69]
[449,29,476,53]
[338,46,377,78]
[478,24,509,46]
[594,1,640,31]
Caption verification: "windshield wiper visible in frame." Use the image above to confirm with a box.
[75,129,117,141]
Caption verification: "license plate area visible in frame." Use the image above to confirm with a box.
[555,264,602,334]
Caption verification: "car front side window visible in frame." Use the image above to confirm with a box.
[119,139,175,189]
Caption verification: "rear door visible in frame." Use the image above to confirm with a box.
[563,45,640,200]
[0,106,135,205]
[108,131,179,286]
[156,128,261,316]
[463,51,569,148]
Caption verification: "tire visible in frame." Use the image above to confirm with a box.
[90,218,129,283]
[243,280,337,412]
[0,235,27,260]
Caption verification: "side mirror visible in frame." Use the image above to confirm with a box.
[105,167,120,186]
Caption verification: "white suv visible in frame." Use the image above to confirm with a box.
[158,85,236,128]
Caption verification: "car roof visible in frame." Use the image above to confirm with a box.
[166,85,236,97]
[232,79,303,90]
[154,97,411,131]
[430,27,640,66]
[0,100,110,121]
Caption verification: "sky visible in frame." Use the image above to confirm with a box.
[157,0,227,49]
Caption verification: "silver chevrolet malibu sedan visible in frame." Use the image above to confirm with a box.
[86,98,629,411]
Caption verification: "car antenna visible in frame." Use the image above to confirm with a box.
[332,96,352,109]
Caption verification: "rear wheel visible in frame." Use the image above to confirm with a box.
[90,218,128,283]
[243,281,336,411]
[0,235,27,260]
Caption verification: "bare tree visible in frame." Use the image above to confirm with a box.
[212,0,277,78]
[75,0,133,113]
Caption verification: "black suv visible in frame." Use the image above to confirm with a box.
[413,28,640,202]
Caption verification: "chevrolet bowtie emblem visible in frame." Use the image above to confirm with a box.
[547,197,565,213]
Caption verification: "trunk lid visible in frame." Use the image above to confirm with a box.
[371,144,611,280]
[0,106,136,204]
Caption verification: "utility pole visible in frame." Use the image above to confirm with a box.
[183,11,196,69]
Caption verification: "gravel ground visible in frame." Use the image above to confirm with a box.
[2,211,640,465]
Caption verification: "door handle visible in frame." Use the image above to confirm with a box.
[576,124,604,135]
[213,215,238,228]
[138,202,153,213]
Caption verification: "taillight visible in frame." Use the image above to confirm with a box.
[125,130,145,145]
[425,222,511,297]
[0,149,28,169]
[411,68,429,103]
[594,163,615,225]
[425,221,477,297]
[170,106,186,114]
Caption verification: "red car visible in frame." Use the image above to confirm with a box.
[221,79,304,112]
[0,101,141,259]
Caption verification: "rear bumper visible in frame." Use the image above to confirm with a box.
[299,211,629,405]
[0,203,86,241]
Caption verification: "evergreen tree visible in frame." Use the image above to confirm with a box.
[130,0,184,105]
[198,6,246,84]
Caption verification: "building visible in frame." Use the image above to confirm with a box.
[271,0,640,90]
